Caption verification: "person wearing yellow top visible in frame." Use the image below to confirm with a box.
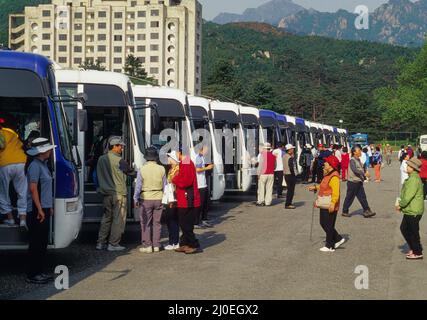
[0,119,28,228]
[309,155,345,252]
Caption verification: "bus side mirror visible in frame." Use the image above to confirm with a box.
[78,109,88,132]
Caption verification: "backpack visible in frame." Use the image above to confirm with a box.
[372,153,381,165]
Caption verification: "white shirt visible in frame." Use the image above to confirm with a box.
[335,149,342,163]
[367,146,373,157]
[361,153,367,166]
[400,160,408,185]
[195,154,207,189]
[272,148,284,171]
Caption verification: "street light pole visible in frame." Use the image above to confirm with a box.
[339,119,343,129]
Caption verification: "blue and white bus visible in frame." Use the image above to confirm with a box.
[0,51,82,249]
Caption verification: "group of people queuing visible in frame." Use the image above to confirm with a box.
[1,117,56,284]
[95,140,214,257]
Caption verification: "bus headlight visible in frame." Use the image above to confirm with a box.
[66,201,79,213]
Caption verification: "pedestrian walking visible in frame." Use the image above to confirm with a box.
[256,143,275,206]
[284,144,297,209]
[25,138,56,284]
[407,145,414,159]
[373,146,383,183]
[300,144,313,184]
[272,143,285,198]
[0,117,28,228]
[311,146,319,184]
[317,144,332,183]
[341,147,350,181]
[401,153,410,185]
[96,137,136,252]
[385,144,393,166]
[397,158,425,260]
[163,151,180,251]
[309,156,345,252]
[172,150,201,254]
[398,145,405,163]
[341,146,376,218]
[419,151,427,200]
[195,145,214,228]
[134,147,166,254]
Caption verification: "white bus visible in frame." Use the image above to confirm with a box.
[188,96,225,201]
[418,135,427,152]
[56,69,145,222]
[210,101,252,192]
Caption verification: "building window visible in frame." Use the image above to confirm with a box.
[150,67,159,74]
[42,45,50,51]
[98,57,106,63]
[150,56,159,63]
[59,45,67,52]
[74,24,82,30]
[151,21,159,28]
[131,1,137,7]
[98,45,106,52]
[42,33,51,40]
[74,58,82,64]
[150,33,159,40]
[128,13,135,19]
[137,57,145,63]
[126,47,135,53]
[114,35,123,41]
[42,21,51,28]
[151,10,159,17]
[74,46,82,53]
[58,57,67,63]
[114,58,122,64]
[98,11,107,18]
[114,23,122,30]
[42,10,51,17]
[75,12,83,19]
[74,35,82,41]
[150,44,159,51]
[138,11,146,18]
[137,34,146,41]
[98,34,107,41]
[137,22,146,29]
[59,34,67,41]
[98,23,106,29]
[137,46,146,52]
[127,35,135,42]
[114,46,122,53]
[114,12,123,19]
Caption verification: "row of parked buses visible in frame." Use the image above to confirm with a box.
[0,51,350,250]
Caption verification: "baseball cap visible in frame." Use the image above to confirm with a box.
[285,144,295,151]
[109,137,126,146]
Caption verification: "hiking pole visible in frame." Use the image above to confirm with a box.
[309,187,318,242]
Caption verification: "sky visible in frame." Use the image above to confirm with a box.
[198,0,400,20]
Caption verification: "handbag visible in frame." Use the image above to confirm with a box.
[315,195,332,209]
[162,183,176,205]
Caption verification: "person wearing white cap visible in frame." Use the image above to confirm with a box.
[272,143,285,199]
[256,143,275,207]
[25,137,56,284]
[283,144,297,209]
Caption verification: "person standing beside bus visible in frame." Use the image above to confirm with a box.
[134,147,166,253]
[25,138,56,284]
[195,145,214,228]
[272,143,285,198]
[96,137,135,252]
[256,143,276,207]
[283,144,297,209]
[0,118,28,228]
[173,150,201,254]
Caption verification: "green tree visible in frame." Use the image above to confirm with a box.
[124,54,147,78]
[79,59,106,71]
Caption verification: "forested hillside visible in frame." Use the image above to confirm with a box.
[202,22,418,135]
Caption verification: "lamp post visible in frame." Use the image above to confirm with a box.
[339,119,343,129]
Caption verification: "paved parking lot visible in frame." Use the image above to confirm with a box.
[2,161,427,300]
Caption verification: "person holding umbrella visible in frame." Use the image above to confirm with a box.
[309,155,345,252]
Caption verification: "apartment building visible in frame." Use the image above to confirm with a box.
[9,0,202,95]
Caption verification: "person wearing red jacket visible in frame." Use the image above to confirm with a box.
[341,147,350,181]
[172,151,201,254]
[420,151,427,200]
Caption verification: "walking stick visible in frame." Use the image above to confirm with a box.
[309,188,317,242]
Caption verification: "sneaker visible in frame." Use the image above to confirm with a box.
[334,238,346,249]
[139,246,153,253]
[164,244,175,251]
[173,244,180,250]
[285,205,296,209]
[19,220,28,231]
[175,245,190,253]
[107,244,126,252]
[406,254,423,260]
[96,243,107,251]
[342,212,351,218]
[3,219,17,227]
[255,203,265,207]
[153,247,160,253]
[363,210,376,218]
[201,220,213,228]
[26,275,48,284]
[319,247,335,252]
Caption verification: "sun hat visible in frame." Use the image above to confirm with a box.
[285,144,295,151]
[305,144,312,148]
[167,150,180,163]
[324,155,340,171]
[317,143,324,148]
[26,137,56,156]
[407,158,422,172]
[263,142,272,150]
[109,136,126,146]
[144,147,159,161]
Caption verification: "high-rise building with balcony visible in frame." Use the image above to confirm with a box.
[9,0,202,95]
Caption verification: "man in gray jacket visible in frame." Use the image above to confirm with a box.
[342,146,376,218]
